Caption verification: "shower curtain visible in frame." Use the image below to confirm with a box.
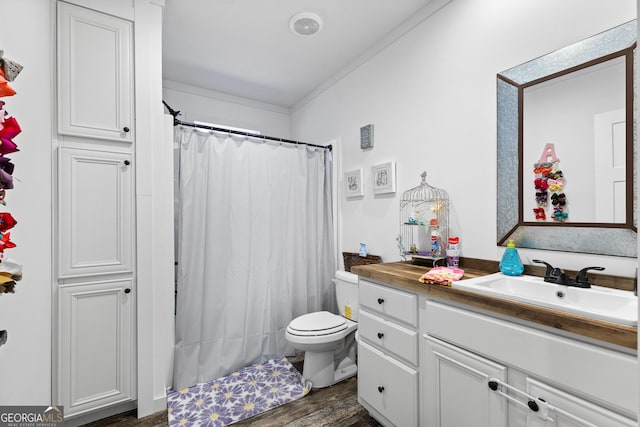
[173,127,336,390]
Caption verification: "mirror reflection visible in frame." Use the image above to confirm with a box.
[523,56,627,223]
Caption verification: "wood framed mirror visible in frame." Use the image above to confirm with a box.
[496,20,637,257]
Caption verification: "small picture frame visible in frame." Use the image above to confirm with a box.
[371,162,396,195]
[360,124,374,149]
[344,169,364,198]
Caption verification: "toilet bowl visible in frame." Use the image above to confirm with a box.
[285,271,359,388]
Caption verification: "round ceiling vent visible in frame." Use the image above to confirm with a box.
[289,12,323,37]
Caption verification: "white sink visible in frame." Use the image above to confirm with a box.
[452,273,637,326]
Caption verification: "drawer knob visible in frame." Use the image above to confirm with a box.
[123,127,130,133]
[527,400,539,412]
[377,332,384,339]
[124,160,131,166]
[377,386,385,393]
[377,298,384,304]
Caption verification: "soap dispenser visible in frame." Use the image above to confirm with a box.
[500,239,524,276]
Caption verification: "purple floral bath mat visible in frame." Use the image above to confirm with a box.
[167,356,312,426]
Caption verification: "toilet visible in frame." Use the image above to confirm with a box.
[285,270,359,388]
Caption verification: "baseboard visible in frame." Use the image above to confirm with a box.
[62,401,137,427]
[151,395,167,414]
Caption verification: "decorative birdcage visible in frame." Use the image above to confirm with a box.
[398,172,449,263]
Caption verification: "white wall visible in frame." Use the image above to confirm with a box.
[291,0,637,276]
[163,80,290,137]
[0,0,53,404]
[134,0,174,416]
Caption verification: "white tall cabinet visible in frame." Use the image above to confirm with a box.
[55,0,137,420]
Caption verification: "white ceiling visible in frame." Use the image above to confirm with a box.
[162,0,438,108]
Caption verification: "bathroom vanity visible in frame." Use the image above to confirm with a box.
[352,261,637,427]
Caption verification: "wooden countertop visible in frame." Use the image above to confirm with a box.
[351,261,637,350]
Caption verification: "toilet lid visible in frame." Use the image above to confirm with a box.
[287,311,347,336]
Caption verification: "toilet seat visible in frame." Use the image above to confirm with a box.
[287,311,347,337]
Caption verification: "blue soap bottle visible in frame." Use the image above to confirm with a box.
[500,239,524,276]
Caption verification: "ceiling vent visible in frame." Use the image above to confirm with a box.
[289,12,323,37]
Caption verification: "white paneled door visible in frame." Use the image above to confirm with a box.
[58,280,135,417]
[594,108,626,223]
[58,147,133,278]
[423,335,508,427]
[525,378,635,427]
[57,1,134,143]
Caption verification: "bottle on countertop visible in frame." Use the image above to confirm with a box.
[446,236,460,267]
[499,239,524,276]
[359,242,367,257]
[430,219,441,257]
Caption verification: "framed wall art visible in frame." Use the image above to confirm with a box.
[360,124,374,149]
[344,168,364,198]
[371,161,396,195]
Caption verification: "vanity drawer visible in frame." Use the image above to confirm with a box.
[360,279,417,327]
[359,309,417,365]
[358,339,418,427]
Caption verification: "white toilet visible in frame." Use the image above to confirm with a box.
[285,270,359,388]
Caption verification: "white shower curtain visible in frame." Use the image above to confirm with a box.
[173,127,336,390]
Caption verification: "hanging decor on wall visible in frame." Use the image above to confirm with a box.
[532,143,568,223]
[345,168,364,198]
[0,50,24,297]
[360,124,374,149]
[371,161,396,195]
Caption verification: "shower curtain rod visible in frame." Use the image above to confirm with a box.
[163,101,332,151]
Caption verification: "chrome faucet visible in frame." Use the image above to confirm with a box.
[532,260,605,288]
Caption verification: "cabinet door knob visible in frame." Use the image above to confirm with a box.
[124,160,131,166]
[527,400,539,412]
[377,386,385,393]
[124,288,131,294]
[123,127,130,133]
[377,332,384,339]
[377,298,384,304]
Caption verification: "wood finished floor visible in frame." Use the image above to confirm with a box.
[84,358,381,426]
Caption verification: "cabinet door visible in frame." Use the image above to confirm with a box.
[424,335,508,427]
[359,340,418,427]
[525,378,635,427]
[58,147,133,277]
[57,1,134,142]
[58,280,135,417]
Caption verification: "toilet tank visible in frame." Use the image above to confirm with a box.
[334,270,359,321]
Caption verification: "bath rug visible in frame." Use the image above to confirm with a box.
[167,356,312,426]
